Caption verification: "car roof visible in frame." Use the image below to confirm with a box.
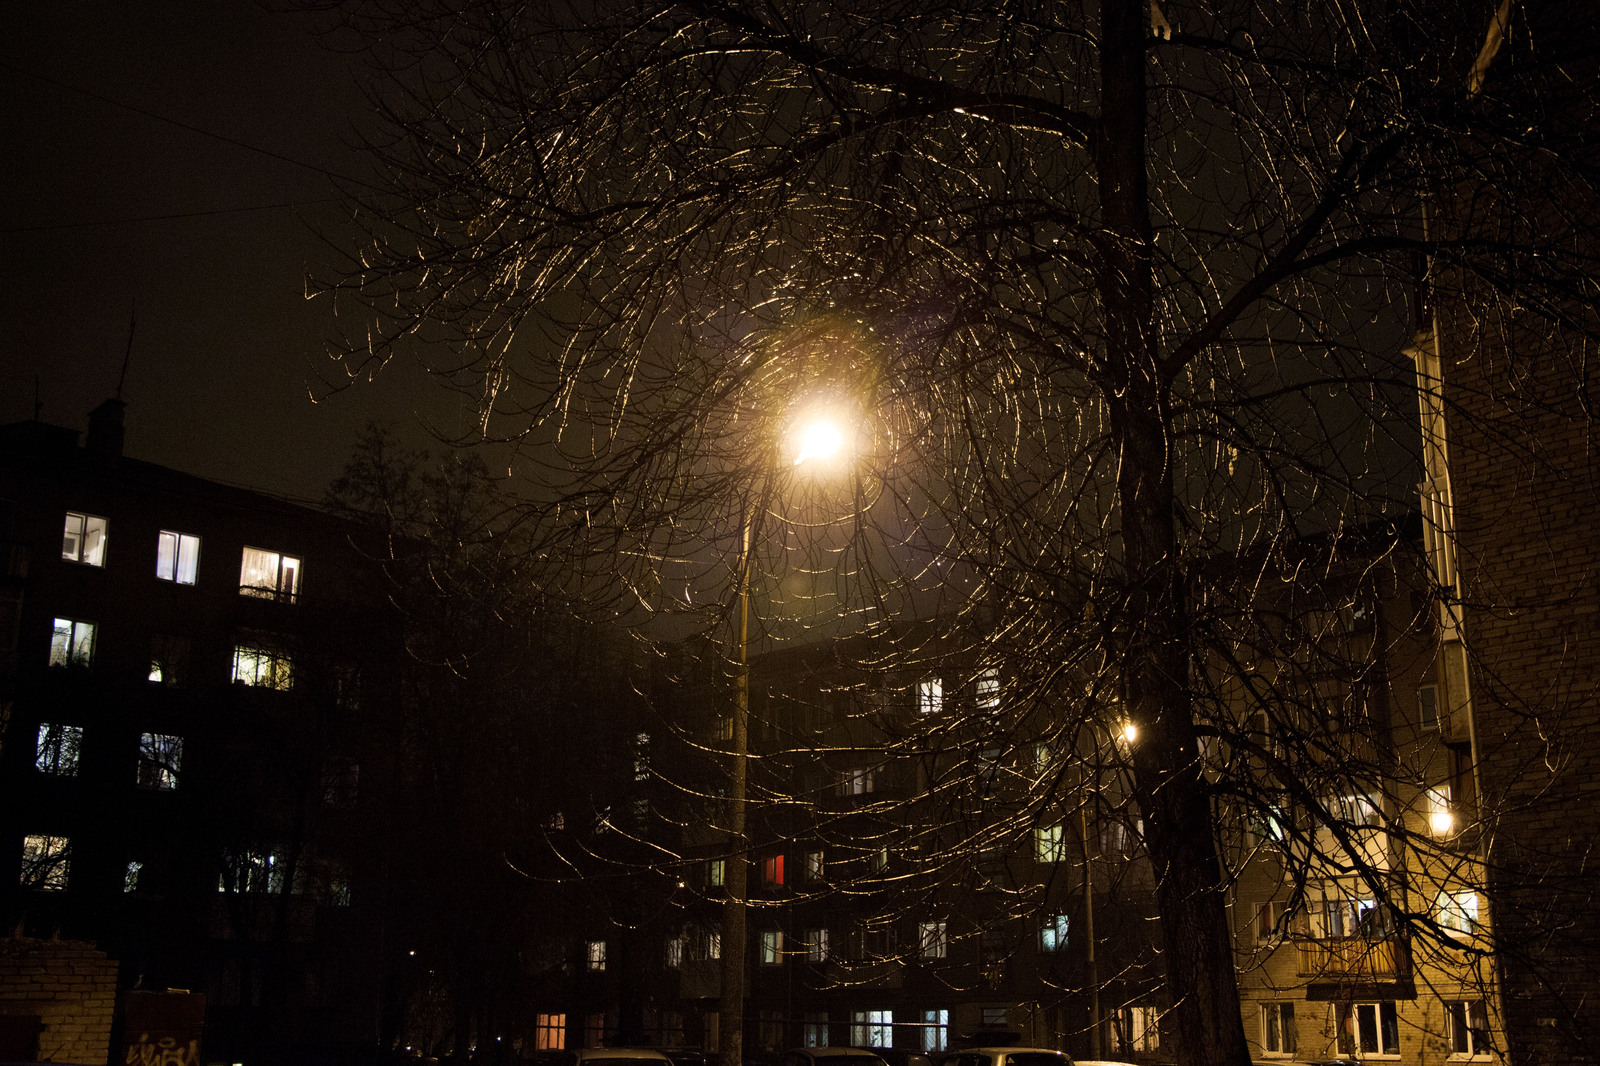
[571,1051,675,1062]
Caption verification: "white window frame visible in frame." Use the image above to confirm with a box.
[805,848,824,881]
[838,765,875,796]
[585,940,606,972]
[851,1009,892,1047]
[665,937,684,969]
[1446,999,1491,1058]
[760,929,783,965]
[1351,1001,1400,1057]
[49,617,96,668]
[1039,913,1069,952]
[156,531,201,584]
[1035,823,1066,863]
[1261,1002,1296,1056]
[62,512,108,567]
[239,546,302,602]
[922,1009,949,1052]
[1436,890,1480,937]
[806,928,830,963]
[976,667,1000,710]
[917,677,943,714]
[918,920,948,959]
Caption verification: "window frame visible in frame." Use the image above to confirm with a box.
[21,834,71,891]
[49,617,96,668]
[1261,1002,1297,1056]
[1350,1001,1401,1058]
[232,644,294,689]
[34,723,83,776]
[916,677,943,715]
[1035,823,1066,863]
[806,928,830,963]
[137,732,183,791]
[585,939,606,972]
[1446,999,1491,1058]
[760,929,783,965]
[156,530,201,584]
[239,546,303,602]
[918,919,948,960]
[62,512,108,567]
[1038,913,1069,952]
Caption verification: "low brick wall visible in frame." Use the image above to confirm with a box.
[0,937,117,1065]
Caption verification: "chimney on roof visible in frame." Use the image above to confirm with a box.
[87,398,126,462]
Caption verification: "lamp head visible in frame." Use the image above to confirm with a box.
[793,418,846,468]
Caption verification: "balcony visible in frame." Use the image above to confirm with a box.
[1296,936,1398,979]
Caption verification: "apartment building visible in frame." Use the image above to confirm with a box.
[1,402,398,1065]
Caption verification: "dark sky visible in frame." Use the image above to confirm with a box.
[1,2,464,500]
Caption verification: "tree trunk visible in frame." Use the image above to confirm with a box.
[1098,2,1251,1064]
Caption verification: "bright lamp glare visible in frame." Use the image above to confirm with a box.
[793,420,845,467]
[1120,721,1138,744]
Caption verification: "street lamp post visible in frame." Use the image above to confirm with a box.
[718,512,752,1066]
[717,412,849,1066]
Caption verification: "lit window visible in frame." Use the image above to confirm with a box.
[872,846,889,872]
[219,850,283,893]
[586,940,606,971]
[1039,913,1069,951]
[917,678,943,714]
[239,547,302,602]
[62,512,108,566]
[1351,1002,1400,1056]
[981,1007,1007,1028]
[702,928,721,960]
[976,668,1000,710]
[137,733,183,790]
[1250,805,1289,845]
[156,531,200,584]
[805,849,824,881]
[21,835,70,890]
[1262,1003,1296,1056]
[1035,823,1066,863]
[838,766,875,796]
[918,920,947,959]
[49,618,96,668]
[764,853,785,885]
[665,937,684,969]
[34,723,82,775]
[760,929,783,964]
[851,1009,893,1047]
[1446,999,1490,1057]
[232,645,293,689]
[806,928,830,962]
[803,1012,829,1047]
[123,861,143,893]
[534,1014,565,1051]
[1254,901,1287,944]
[922,1010,949,1052]
[1116,1005,1161,1054]
[707,858,725,887]
[1427,786,1455,836]
[1436,890,1480,936]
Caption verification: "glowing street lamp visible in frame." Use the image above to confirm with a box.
[719,410,849,1066]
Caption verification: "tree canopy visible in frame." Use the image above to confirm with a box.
[316,2,1600,1063]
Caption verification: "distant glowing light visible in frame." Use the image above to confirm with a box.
[1120,721,1138,745]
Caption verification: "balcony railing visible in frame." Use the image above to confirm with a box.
[1296,936,1398,979]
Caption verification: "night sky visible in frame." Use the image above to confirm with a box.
[1,2,464,500]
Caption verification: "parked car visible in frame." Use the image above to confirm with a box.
[561,1050,675,1066]
[779,1048,892,1066]
[868,1049,933,1066]
[941,1048,1074,1066]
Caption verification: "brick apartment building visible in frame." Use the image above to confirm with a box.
[0,401,399,1065]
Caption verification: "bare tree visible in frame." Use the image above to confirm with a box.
[313,3,1600,1064]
